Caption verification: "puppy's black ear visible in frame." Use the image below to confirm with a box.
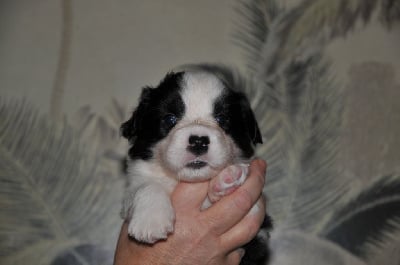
[120,87,152,142]
[241,97,263,145]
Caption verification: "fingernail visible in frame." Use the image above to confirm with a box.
[238,248,246,259]
[254,159,267,180]
[249,203,260,216]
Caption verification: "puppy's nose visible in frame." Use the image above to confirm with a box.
[187,135,210,156]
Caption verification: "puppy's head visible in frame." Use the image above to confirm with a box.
[121,71,262,181]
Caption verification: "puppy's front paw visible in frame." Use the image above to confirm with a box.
[128,194,175,244]
[128,211,175,243]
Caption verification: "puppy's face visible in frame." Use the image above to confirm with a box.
[121,71,262,182]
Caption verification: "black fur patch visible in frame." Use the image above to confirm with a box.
[121,72,185,160]
[213,88,262,159]
[121,70,271,265]
[241,215,273,265]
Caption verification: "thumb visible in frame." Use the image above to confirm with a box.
[171,181,209,211]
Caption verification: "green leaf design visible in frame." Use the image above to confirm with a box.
[0,99,124,264]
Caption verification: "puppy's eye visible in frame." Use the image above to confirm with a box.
[162,114,178,128]
[215,114,228,125]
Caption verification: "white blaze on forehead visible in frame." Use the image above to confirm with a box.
[180,72,224,121]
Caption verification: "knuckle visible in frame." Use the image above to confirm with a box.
[233,188,253,211]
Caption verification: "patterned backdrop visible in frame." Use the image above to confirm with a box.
[1,0,399,264]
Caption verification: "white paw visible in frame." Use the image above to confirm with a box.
[128,197,175,244]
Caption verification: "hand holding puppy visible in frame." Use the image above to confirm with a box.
[113,159,267,265]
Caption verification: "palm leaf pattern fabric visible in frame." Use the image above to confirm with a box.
[1,0,399,264]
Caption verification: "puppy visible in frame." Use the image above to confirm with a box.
[121,70,270,264]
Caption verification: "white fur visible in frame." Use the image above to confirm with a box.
[159,123,235,181]
[121,159,177,242]
[122,72,248,243]
[181,72,224,122]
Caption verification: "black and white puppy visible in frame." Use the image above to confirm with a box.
[121,70,270,264]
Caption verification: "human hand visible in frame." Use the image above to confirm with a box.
[204,163,250,208]
[113,159,267,265]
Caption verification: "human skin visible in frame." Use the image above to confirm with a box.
[113,159,267,265]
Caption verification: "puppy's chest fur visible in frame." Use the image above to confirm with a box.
[120,70,269,265]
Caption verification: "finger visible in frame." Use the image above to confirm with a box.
[207,164,249,204]
[225,248,245,265]
[202,159,266,235]
[171,181,209,211]
[220,197,266,250]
